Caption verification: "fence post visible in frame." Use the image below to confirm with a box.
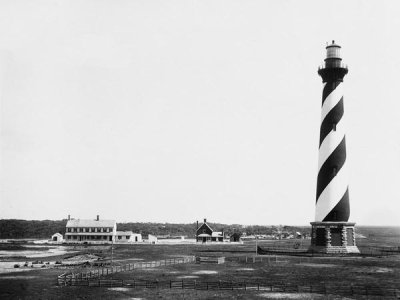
[170,280,172,289]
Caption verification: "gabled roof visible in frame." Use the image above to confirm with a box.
[197,222,213,232]
[66,219,116,228]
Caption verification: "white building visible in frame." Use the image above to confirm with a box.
[51,233,63,243]
[146,234,158,244]
[115,231,142,243]
[65,215,116,244]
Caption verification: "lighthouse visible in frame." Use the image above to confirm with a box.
[309,41,359,254]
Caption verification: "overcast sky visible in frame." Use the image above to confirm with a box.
[1,0,399,226]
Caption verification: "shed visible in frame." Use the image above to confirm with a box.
[230,232,242,242]
[146,234,158,244]
[51,233,64,243]
[115,231,142,243]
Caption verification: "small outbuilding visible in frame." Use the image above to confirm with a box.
[230,232,242,242]
[51,233,64,243]
[146,234,158,244]
[115,231,142,243]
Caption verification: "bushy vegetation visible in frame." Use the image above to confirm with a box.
[0,219,67,239]
[0,219,308,239]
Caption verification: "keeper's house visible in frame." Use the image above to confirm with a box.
[196,219,223,243]
[65,215,116,244]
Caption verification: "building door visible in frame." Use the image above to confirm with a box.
[330,228,342,246]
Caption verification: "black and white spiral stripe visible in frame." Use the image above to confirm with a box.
[315,82,350,222]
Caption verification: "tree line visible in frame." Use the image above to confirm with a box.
[0,219,308,239]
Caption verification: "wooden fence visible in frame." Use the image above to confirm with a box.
[256,245,400,257]
[58,278,400,298]
[195,256,225,264]
[57,256,195,285]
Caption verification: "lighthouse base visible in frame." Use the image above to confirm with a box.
[309,222,360,254]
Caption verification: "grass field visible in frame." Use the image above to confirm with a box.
[0,226,399,299]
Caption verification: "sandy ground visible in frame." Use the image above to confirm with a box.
[354,266,393,273]
[0,245,76,258]
[0,275,38,279]
[0,251,100,274]
[193,270,218,275]
[61,254,100,265]
[296,263,336,268]
[0,262,35,274]
[176,275,199,279]
[258,292,353,299]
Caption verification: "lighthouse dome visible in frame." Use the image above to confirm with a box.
[326,40,342,59]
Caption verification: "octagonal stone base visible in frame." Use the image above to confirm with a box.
[309,222,360,254]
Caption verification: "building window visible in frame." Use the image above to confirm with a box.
[126,236,130,239]
[118,236,122,240]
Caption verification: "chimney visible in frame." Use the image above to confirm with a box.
[96,215,99,221]
[68,215,70,221]
[196,220,198,229]
[204,218,207,224]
